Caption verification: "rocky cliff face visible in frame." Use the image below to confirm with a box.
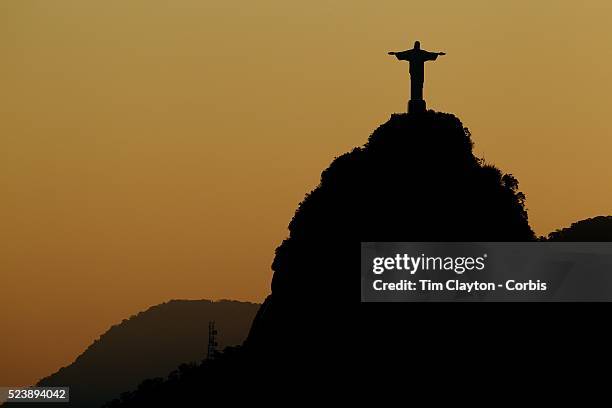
[246,111,535,367]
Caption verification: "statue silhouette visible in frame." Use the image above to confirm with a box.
[389,41,445,113]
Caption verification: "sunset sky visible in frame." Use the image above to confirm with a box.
[2,1,612,386]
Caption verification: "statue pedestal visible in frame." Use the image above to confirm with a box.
[408,99,426,114]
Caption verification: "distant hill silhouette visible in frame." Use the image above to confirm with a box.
[14,300,258,408]
[99,111,540,406]
[547,216,612,241]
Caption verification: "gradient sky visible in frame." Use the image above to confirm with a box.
[2,1,612,386]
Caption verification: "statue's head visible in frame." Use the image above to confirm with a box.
[414,41,421,49]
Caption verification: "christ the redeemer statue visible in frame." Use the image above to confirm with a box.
[388,41,445,113]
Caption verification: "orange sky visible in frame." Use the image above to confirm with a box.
[1,1,612,386]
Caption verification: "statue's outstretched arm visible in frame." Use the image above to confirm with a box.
[438,52,446,55]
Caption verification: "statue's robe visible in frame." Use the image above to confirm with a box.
[393,49,439,101]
